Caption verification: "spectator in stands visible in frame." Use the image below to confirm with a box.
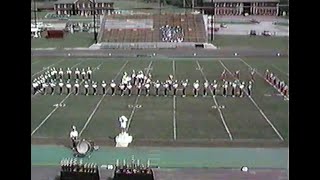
[160,25,184,43]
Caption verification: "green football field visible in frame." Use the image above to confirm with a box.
[31,57,288,146]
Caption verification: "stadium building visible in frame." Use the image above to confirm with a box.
[54,0,115,16]
[196,0,280,16]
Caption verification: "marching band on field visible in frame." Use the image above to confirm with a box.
[265,69,289,96]
[32,67,259,97]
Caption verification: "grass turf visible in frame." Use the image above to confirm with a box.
[212,35,289,51]
[31,32,94,48]
[31,57,288,144]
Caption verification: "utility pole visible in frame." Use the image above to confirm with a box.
[93,0,97,43]
[210,0,214,41]
[33,0,37,28]
[159,0,162,14]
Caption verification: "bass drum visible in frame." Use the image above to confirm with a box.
[76,139,92,156]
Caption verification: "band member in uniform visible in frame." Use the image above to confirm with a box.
[110,80,116,96]
[46,71,52,80]
[81,68,86,80]
[268,73,273,83]
[66,68,72,80]
[32,80,38,95]
[193,80,200,97]
[101,80,107,95]
[74,80,80,95]
[234,70,239,79]
[87,67,92,80]
[137,83,142,96]
[231,81,237,97]
[162,81,169,97]
[36,78,42,93]
[283,85,288,96]
[145,76,151,84]
[211,80,217,96]
[222,81,228,97]
[123,74,131,89]
[38,78,43,91]
[50,80,56,95]
[273,76,278,87]
[127,82,132,96]
[53,68,58,79]
[84,81,89,96]
[137,71,144,84]
[154,80,161,96]
[250,69,255,81]
[229,81,233,95]
[119,116,128,133]
[58,68,64,79]
[221,70,226,81]
[280,81,285,92]
[39,76,45,89]
[58,79,64,95]
[66,80,72,94]
[44,74,49,83]
[239,82,245,97]
[92,81,97,95]
[277,79,282,89]
[143,74,148,85]
[144,81,150,96]
[247,81,252,96]
[131,70,136,85]
[69,126,79,150]
[173,80,178,96]
[75,68,80,80]
[203,80,209,97]
[42,81,49,95]
[181,79,188,97]
[51,68,57,80]
[168,75,173,91]
[119,83,125,96]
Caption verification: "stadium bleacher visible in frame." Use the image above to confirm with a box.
[101,14,207,43]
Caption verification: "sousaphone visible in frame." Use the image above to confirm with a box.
[75,139,98,157]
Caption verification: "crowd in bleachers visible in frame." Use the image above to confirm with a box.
[160,25,184,43]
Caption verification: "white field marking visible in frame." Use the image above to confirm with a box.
[271,64,289,77]
[172,60,177,140]
[31,59,65,78]
[125,61,153,132]
[79,61,129,136]
[128,104,142,108]
[219,60,284,141]
[31,61,83,98]
[31,63,102,136]
[173,57,243,61]
[31,60,40,65]
[196,60,233,140]
[239,58,289,101]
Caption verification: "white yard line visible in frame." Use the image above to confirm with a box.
[125,61,153,132]
[79,61,129,136]
[239,58,289,100]
[31,63,103,136]
[172,60,177,140]
[271,64,289,77]
[31,60,40,65]
[173,58,243,61]
[219,60,284,141]
[31,61,83,99]
[31,59,65,78]
[196,60,233,140]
